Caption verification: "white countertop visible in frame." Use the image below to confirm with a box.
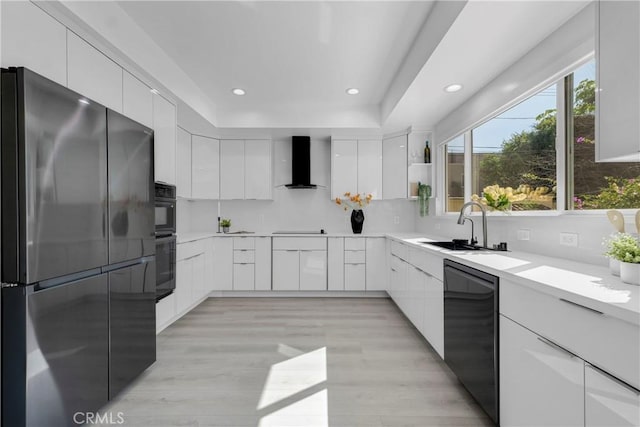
[177,231,387,243]
[386,233,640,326]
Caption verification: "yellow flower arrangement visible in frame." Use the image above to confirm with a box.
[335,192,373,211]
[471,185,526,211]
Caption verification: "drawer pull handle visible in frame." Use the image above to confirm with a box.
[586,364,640,395]
[559,298,603,315]
[537,336,575,358]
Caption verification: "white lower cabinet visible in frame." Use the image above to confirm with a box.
[233,263,255,291]
[328,238,345,291]
[344,263,365,291]
[423,276,444,358]
[175,256,193,315]
[273,250,300,291]
[300,250,327,291]
[365,238,386,291]
[255,237,272,291]
[500,314,585,427]
[212,238,233,290]
[155,293,176,333]
[585,363,640,427]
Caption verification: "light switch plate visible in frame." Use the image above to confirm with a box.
[560,232,579,247]
[517,229,530,241]
[393,216,400,225]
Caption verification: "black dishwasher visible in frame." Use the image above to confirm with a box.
[443,259,499,426]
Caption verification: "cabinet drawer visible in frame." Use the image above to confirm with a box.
[501,279,640,389]
[344,250,366,264]
[233,250,255,264]
[272,237,326,251]
[390,240,408,261]
[344,237,366,251]
[345,264,366,291]
[233,237,255,249]
[177,240,205,261]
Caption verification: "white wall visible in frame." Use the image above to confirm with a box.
[415,213,632,267]
[185,136,416,234]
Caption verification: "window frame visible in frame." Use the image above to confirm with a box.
[438,56,639,217]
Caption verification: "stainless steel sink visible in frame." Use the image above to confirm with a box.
[419,240,483,251]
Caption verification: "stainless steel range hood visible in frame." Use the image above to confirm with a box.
[285,136,317,189]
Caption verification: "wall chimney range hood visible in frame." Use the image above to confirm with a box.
[286,136,317,189]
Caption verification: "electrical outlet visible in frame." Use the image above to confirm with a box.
[435,223,441,230]
[560,232,579,247]
[517,229,530,241]
[259,214,265,226]
[393,216,400,225]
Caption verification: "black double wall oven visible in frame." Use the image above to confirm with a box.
[155,182,176,301]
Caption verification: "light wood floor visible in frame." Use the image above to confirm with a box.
[102,298,494,427]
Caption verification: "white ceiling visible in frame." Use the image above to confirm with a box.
[112,0,590,131]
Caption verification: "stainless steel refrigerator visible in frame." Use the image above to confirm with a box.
[1,67,156,427]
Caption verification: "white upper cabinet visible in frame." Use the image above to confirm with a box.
[220,140,245,200]
[192,136,220,199]
[220,140,272,200]
[176,128,192,198]
[123,71,153,128]
[596,0,640,162]
[67,31,123,112]
[357,140,383,199]
[244,140,272,200]
[1,1,67,86]
[382,135,408,199]
[153,94,177,185]
[331,140,358,199]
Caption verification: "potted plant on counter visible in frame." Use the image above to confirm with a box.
[335,192,372,234]
[605,233,640,285]
[220,218,231,233]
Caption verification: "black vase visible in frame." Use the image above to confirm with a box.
[351,209,364,234]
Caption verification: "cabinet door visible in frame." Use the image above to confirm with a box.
[205,238,215,293]
[344,264,366,291]
[233,263,255,291]
[406,266,425,330]
[585,364,640,427]
[423,276,444,358]
[245,140,272,200]
[365,238,386,291]
[123,71,153,128]
[153,94,177,185]
[192,135,220,199]
[212,238,233,290]
[331,140,358,199]
[67,32,123,112]
[176,128,192,198]
[1,1,67,86]
[596,0,640,162]
[273,250,300,291]
[156,294,176,333]
[327,238,345,291]
[500,315,584,427]
[357,140,383,199]
[220,140,245,199]
[192,253,206,300]
[382,135,408,199]
[255,237,272,291]
[175,258,192,315]
[300,251,327,291]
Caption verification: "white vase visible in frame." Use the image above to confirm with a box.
[619,262,640,286]
[609,258,621,277]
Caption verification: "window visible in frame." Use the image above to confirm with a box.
[567,61,640,210]
[445,135,465,212]
[444,59,640,213]
[472,83,558,211]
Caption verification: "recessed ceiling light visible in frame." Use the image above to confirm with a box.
[150,88,159,95]
[232,88,246,96]
[346,88,359,95]
[78,98,90,105]
[444,84,463,93]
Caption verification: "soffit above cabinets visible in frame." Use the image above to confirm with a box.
[84,1,591,130]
